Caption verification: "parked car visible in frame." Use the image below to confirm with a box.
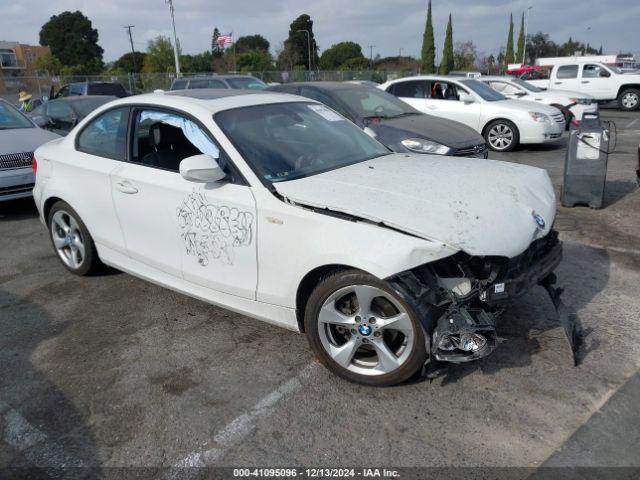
[506,65,546,77]
[28,96,117,136]
[479,76,597,127]
[379,76,566,152]
[0,99,59,202]
[33,89,566,386]
[50,81,129,99]
[170,75,268,91]
[525,62,640,111]
[268,82,488,158]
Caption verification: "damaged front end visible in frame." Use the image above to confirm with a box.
[388,230,577,368]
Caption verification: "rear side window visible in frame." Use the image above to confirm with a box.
[171,79,188,90]
[389,81,427,99]
[76,107,129,160]
[189,79,227,89]
[88,83,127,96]
[557,65,579,79]
[69,84,85,96]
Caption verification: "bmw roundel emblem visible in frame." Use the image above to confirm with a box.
[358,324,372,336]
[532,212,546,229]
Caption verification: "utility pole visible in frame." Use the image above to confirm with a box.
[166,0,181,77]
[297,29,311,73]
[123,25,137,72]
[399,47,404,58]
[523,6,533,64]
[368,45,375,69]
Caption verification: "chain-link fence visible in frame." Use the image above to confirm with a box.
[0,70,418,105]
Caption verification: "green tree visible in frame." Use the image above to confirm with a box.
[319,41,363,69]
[34,52,63,75]
[338,57,371,70]
[237,49,274,72]
[113,51,146,73]
[453,41,477,71]
[421,0,436,73]
[438,14,454,74]
[142,36,175,73]
[211,28,224,57]
[235,35,270,54]
[516,13,525,63]
[277,14,319,69]
[180,52,213,72]
[39,11,103,72]
[505,13,515,65]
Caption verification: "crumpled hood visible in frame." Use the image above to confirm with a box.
[275,153,556,258]
[0,127,60,155]
[373,114,485,149]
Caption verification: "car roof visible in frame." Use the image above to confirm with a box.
[53,95,118,103]
[387,75,468,82]
[100,89,308,115]
[176,75,261,81]
[272,81,363,92]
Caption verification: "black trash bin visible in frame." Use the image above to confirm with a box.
[561,112,610,209]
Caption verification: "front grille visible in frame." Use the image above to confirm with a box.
[454,144,488,158]
[503,230,559,278]
[0,183,34,196]
[0,152,33,170]
[551,113,565,124]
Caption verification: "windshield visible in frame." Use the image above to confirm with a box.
[225,77,268,90]
[216,102,389,183]
[334,87,418,119]
[74,98,114,117]
[460,80,506,101]
[0,101,34,129]
[511,78,543,93]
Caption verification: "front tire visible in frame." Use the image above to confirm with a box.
[304,269,427,386]
[48,200,102,276]
[484,119,519,152]
[618,88,640,111]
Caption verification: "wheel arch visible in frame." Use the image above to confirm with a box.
[617,84,640,98]
[43,196,65,222]
[295,264,364,333]
[481,117,520,137]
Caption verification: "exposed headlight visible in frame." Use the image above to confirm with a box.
[529,112,550,123]
[569,97,593,105]
[401,138,452,155]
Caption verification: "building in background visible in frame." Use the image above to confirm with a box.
[0,41,51,100]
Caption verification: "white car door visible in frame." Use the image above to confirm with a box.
[110,108,257,299]
[579,64,612,100]
[552,65,581,92]
[423,81,482,131]
[388,80,428,112]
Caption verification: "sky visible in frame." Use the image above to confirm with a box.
[1,0,639,63]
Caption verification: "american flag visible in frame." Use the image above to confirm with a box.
[216,33,233,48]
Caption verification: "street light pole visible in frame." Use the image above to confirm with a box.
[297,29,311,73]
[166,0,181,77]
[368,45,375,69]
[523,6,533,64]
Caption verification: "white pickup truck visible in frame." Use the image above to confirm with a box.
[527,62,640,111]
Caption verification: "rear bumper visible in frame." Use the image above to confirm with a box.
[0,168,34,202]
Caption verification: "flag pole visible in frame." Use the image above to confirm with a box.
[232,32,236,73]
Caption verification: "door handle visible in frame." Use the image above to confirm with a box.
[554,82,563,85]
[427,105,437,110]
[581,81,590,84]
[115,181,138,194]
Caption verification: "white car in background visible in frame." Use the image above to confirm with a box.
[480,76,597,127]
[380,76,566,152]
[33,89,566,386]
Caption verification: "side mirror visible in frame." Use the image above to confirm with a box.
[514,91,527,97]
[458,91,475,103]
[179,154,226,183]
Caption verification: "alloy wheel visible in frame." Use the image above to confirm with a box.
[50,210,86,270]
[317,285,415,376]
[488,124,514,150]
[622,92,639,109]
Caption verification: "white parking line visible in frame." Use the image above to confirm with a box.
[171,363,318,469]
[1,400,84,467]
[626,119,638,129]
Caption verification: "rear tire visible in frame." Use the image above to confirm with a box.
[618,88,640,111]
[484,119,519,152]
[48,200,102,276]
[304,269,427,386]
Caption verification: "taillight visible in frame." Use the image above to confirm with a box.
[32,154,37,175]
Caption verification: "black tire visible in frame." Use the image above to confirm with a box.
[618,88,640,111]
[304,269,427,387]
[47,200,102,276]
[484,119,520,152]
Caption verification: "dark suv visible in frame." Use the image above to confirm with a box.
[51,82,129,99]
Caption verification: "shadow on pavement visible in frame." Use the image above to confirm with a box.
[0,198,39,222]
[0,288,101,478]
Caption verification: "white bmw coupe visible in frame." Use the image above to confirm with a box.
[33,89,567,386]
